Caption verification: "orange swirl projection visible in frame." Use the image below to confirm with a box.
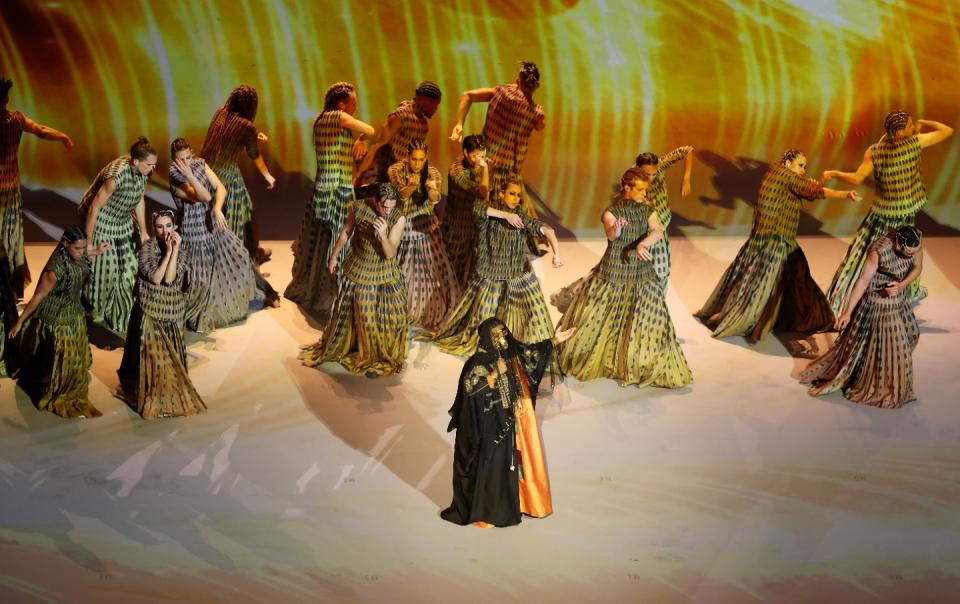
[1,0,958,238]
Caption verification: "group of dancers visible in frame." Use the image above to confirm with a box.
[0,64,952,527]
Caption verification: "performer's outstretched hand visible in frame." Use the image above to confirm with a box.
[846,190,862,202]
[681,176,691,198]
[449,124,464,142]
[554,326,576,344]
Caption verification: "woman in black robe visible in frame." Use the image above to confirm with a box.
[441,317,574,527]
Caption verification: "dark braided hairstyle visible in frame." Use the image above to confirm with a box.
[0,76,12,102]
[226,84,259,121]
[414,81,441,101]
[323,81,355,112]
[60,225,87,245]
[518,61,541,89]
[130,136,156,160]
[884,110,911,139]
[407,139,430,205]
[635,151,659,169]
[780,148,804,166]
[894,225,921,248]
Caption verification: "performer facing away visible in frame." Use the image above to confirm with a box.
[634,146,693,289]
[450,62,545,216]
[388,139,461,330]
[355,81,441,184]
[9,226,108,418]
[443,134,489,289]
[425,174,562,356]
[298,184,408,377]
[802,226,923,409]
[79,137,155,334]
[200,84,276,265]
[442,317,574,528]
[1,76,74,299]
[823,110,952,314]
[169,137,278,333]
[118,210,206,419]
[285,82,375,316]
[556,167,692,388]
[695,150,861,341]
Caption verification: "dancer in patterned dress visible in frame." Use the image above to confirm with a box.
[79,137,155,334]
[169,138,277,333]
[426,174,562,356]
[118,210,206,419]
[355,81,441,185]
[1,76,75,299]
[823,111,952,314]
[0,243,16,376]
[695,150,862,341]
[388,139,461,330]
[556,168,691,388]
[443,135,489,289]
[9,226,108,418]
[802,226,923,408]
[200,84,276,264]
[298,184,408,377]
[285,82,375,315]
[634,146,694,289]
[450,63,544,216]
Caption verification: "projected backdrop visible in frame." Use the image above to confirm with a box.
[2,0,958,239]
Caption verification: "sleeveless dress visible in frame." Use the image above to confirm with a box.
[803,236,919,408]
[557,201,692,388]
[0,109,28,297]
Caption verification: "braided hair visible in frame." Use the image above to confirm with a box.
[323,81,355,112]
[518,61,541,89]
[884,110,911,139]
[894,225,921,248]
[407,139,431,205]
[226,84,259,121]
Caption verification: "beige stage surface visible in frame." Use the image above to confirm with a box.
[2,237,959,603]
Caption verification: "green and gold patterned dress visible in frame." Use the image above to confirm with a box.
[0,245,16,376]
[285,110,355,315]
[169,158,257,332]
[78,156,148,333]
[557,201,691,388]
[0,109,28,298]
[695,164,834,341]
[200,107,262,257]
[388,161,461,329]
[482,84,544,202]
[827,135,927,314]
[646,146,692,289]
[14,247,100,417]
[425,200,554,356]
[443,158,485,289]
[803,235,919,408]
[118,239,206,419]
[370,100,429,182]
[299,200,408,376]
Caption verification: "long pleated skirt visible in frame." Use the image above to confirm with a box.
[557,274,692,388]
[801,292,918,408]
[183,230,257,332]
[299,276,409,376]
[118,304,207,419]
[426,271,554,357]
[397,217,462,330]
[15,314,100,417]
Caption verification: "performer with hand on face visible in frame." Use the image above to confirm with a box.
[442,317,575,528]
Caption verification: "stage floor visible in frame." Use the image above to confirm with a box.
[2,237,959,603]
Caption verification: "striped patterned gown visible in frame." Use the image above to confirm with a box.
[557,201,692,388]
[0,247,15,376]
[443,159,485,289]
[647,146,692,289]
[200,107,262,256]
[118,238,206,419]
[803,235,919,408]
[426,201,554,356]
[285,110,355,314]
[481,84,544,215]
[695,164,834,341]
[78,156,148,333]
[362,100,428,185]
[388,161,461,329]
[299,201,408,376]
[0,109,28,298]
[827,135,927,314]
[14,248,100,417]
[169,158,256,332]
